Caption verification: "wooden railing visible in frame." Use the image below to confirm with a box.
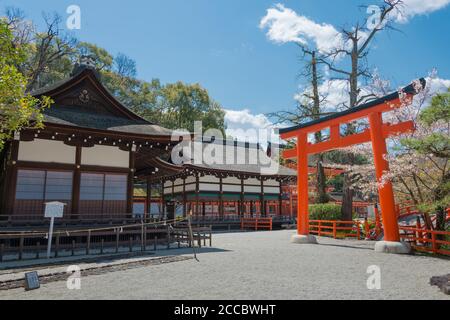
[241,218,273,231]
[309,220,361,239]
[399,226,450,256]
[0,213,162,229]
[0,219,212,263]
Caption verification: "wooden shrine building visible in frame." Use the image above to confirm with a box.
[151,139,297,221]
[0,61,184,225]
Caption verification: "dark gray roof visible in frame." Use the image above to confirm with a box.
[43,105,173,136]
[31,67,175,137]
[182,141,297,177]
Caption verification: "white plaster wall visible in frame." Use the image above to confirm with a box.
[199,183,220,192]
[246,178,261,186]
[264,179,280,187]
[244,186,261,193]
[174,178,184,186]
[185,184,196,192]
[200,175,220,183]
[223,184,241,193]
[264,187,280,194]
[81,145,129,168]
[223,177,241,184]
[174,186,184,193]
[185,176,196,184]
[164,181,172,188]
[18,139,76,164]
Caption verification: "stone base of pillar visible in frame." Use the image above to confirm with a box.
[291,234,318,244]
[374,241,411,254]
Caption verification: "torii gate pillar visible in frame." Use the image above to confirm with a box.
[280,79,424,253]
[369,112,410,254]
[291,132,318,244]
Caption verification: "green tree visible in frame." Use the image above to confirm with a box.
[402,89,450,231]
[0,19,52,151]
[154,82,226,134]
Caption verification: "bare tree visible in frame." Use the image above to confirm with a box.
[268,46,334,203]
[316,0,404,219]
[7,12,78,92]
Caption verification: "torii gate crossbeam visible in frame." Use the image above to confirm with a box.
[279,79,425,254]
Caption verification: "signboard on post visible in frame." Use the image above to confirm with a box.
[45,202,65,259]
[45,201,65,218]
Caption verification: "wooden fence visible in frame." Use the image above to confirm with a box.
[0,220,212,263]
[309,220,361,239]
[399,226,450,256]
[240,218,273,231]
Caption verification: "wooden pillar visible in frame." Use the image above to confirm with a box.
[127,146,136,215]
[71,146,82,218]
[4,140,19,216]
[182,177,187,218]
[219,177,224,220]
[260,178,265,217]
[239,177,244,217]
[146,178,152,218]
[160,180,165,219]
[297,132,310,236]
[369,112,400,242]
[289,185,294,219]
[278,180,283,217]
[195,175,200,216]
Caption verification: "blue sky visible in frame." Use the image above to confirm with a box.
[1,0,449,137]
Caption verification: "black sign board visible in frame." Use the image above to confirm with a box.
[24,272,40,291]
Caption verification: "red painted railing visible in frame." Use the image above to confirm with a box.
[309,220,361,239]
[241,218,273,231]
[399,226,450,256]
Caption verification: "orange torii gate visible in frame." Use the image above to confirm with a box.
[279,79,425,254]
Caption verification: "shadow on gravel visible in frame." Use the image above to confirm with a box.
[0,247,231,273]
[317,243,374,251]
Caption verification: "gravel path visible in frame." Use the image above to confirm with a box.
[0,230,449,300]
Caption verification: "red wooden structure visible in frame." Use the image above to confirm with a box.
[279,79,425,245]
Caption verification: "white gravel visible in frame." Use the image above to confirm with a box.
[1,230,449,300]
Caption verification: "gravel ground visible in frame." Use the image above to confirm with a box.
[0,230,449,300]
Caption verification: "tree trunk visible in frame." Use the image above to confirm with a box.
[341,172,354,221]
[316,154,329,204]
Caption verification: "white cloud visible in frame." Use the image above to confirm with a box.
[392,0,450,23]
[295,79,351,111]
[225,109,279,145]
[225,108,273,129]
[295,75,450,112]
[260,2,450,53]
[259,3,343,53]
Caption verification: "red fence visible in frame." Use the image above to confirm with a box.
[241,218,273,231]
[399,226,450,256]
[309,220,361,239]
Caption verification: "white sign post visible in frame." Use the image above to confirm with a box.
[45,202,65,259]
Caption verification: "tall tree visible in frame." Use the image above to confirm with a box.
[268,47,333,203]
[317,0,404,220]
[0,19,52,150]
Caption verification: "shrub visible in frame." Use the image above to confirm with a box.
[309,204,342,221]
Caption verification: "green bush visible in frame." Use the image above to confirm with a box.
[309,204,342,221]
